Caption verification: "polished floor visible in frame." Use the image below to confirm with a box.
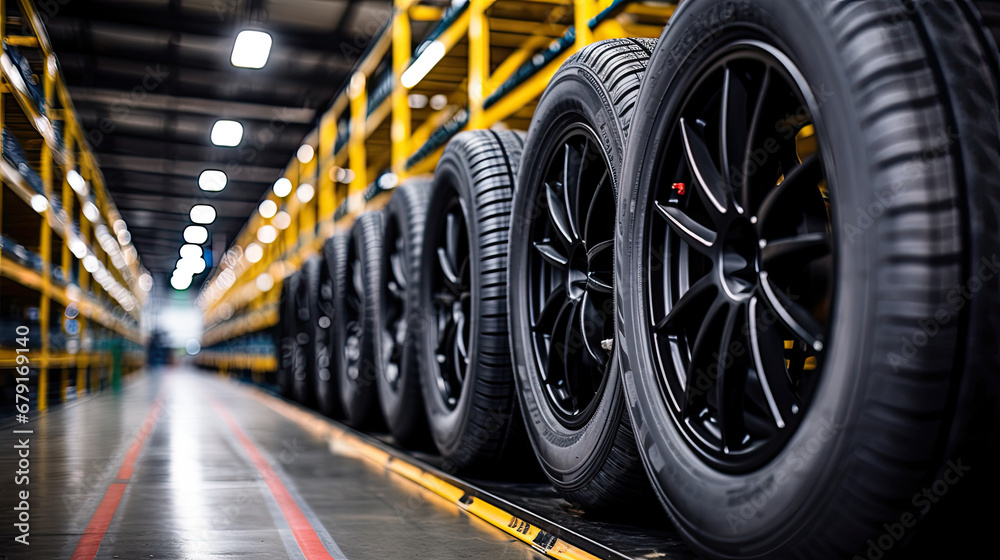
[0,368,549,559]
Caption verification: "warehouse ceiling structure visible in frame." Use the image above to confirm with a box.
[44,0,393,279]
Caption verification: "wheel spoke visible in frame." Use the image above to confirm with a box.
[715,301,749,452]
[762,231,830,267]
[546,181,575,247]
[534,241,569,268]
[586,239,613,264]
[742,67,772,210]
[579,292,608,367]
[545,299,576,407]
[759,272,825,352]
[564,141,583,240]
[437,247,461,291]
[584,168,610,242]
[682,296,728,413]
[587,271,613,294]
[748,296,801,429]
[756,153,822,228]
[681,117,729,217]
[533,285,568,333]
[655,200,717,254]
[721,66,749,204]
[655,274,716,333]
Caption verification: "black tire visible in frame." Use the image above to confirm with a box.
[508,39,655,513]
[336,211,387,430]
[275,272,298,398]
[616,1,1000,559]
[378,179,434,448]
[314,238,345,418]
[419,129,530,474]
[292,260,318,406]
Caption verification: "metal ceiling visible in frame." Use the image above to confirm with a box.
[44,0,393,280]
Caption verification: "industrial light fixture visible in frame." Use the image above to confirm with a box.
[82,255,100,273]
[83,201,100,223]
[256,273,274,292]
[231,30,272,69]
[408,94,429,109]
[429,94,448,111]
[184,225,209,244]
[258,199,278,218]
[171,274,192,291]
[211,120,244,147]
[190,204,217,224]
[272,211,291,230]
[273,177,292,197]
[30,194,48,213]
[138,273,153,292]
[296,183,314,203]
[401,40,446,88]
[257,224,278,244]
[296,144,314,163]
[245,243,264,263]
[177,256,206,275]
[67,169,88,195]
[199,169,228,192]
[117,230,131,245]
[180,244,203,260]
[68,238,88,259]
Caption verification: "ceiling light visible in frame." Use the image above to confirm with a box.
[83,202,100,223]
[408,94,428,109]
[67,169,88,195]
[82,255,99,273]
[258,199,278,219]
[177,256,206,275]
[30,194,48,213]
[184,225,209,244]
[378,173,399,190]
[211,120,244,147]
[296,183,314,203]
[231,30,272,69]
[257,224,278,244]
[273,177,292,197]
[245,243,264,263]
[171,274,192,291]
[138,273,153,292]
[68,238,88,259]
[180,244,203,260]
[190,204,217,224]
[117,230,131,245]
[430,94,448,111]
[256,273,274,292]
[112,219,127,234]
[296,144,314,163]
[272,211,291,230]
[199,169,228,192]
[401,40,445,88]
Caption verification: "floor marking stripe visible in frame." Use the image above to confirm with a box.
[71,400,163,560]
[243,385,603,560]
[210,398,342,560]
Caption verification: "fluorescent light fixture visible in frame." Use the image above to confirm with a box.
[67,170,88,195]
[30,194,48,213]
[138,273,153,292]
[184,225,209,244]
[211,120,244,147]
[273,177,292,197]
[256,273,274,292]
[272,211,291,230]
[257,224,278,244]
[231,30,272,69]
[296,144,314,163]
[199,169,228,192]
[171,274,192,291]
[245,243,264,263]
[296,183,315,203]
[190,204,217,224]
[180,244,203,260]
[258,199,278,219]
[401,41,446,88]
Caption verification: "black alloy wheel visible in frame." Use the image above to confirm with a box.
[429,197,472,411]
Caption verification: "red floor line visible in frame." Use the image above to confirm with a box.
[210,398,340,560]
[71,400,163,560]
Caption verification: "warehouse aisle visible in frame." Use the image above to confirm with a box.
[0,368,547,560]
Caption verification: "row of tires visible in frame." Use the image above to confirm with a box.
[273,1,1000,558]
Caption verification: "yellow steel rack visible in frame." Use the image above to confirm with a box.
[1,0,147,409]
[197,0,676,369]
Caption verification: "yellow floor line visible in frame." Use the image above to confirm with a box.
[240,383,604,560]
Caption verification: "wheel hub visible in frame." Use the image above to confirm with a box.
[567,241,589,301]
[719,217,759,297]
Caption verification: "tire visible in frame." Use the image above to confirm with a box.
[616,1,1000,559]
[336,211,387,430]
[419,129,530,474]
[378,179,434,448]
[313,240,343,418]
[292,260,318,406]
[275,272,298,398]
[507,39,655,513]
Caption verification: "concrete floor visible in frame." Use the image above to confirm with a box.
[0,368,548,560]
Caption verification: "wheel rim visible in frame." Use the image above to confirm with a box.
[316,264,334,383]
[382,220,408,390]
[430,196,472,410]
[527,124,616,427]
[644,41,834,472]
[345,251,364,382]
